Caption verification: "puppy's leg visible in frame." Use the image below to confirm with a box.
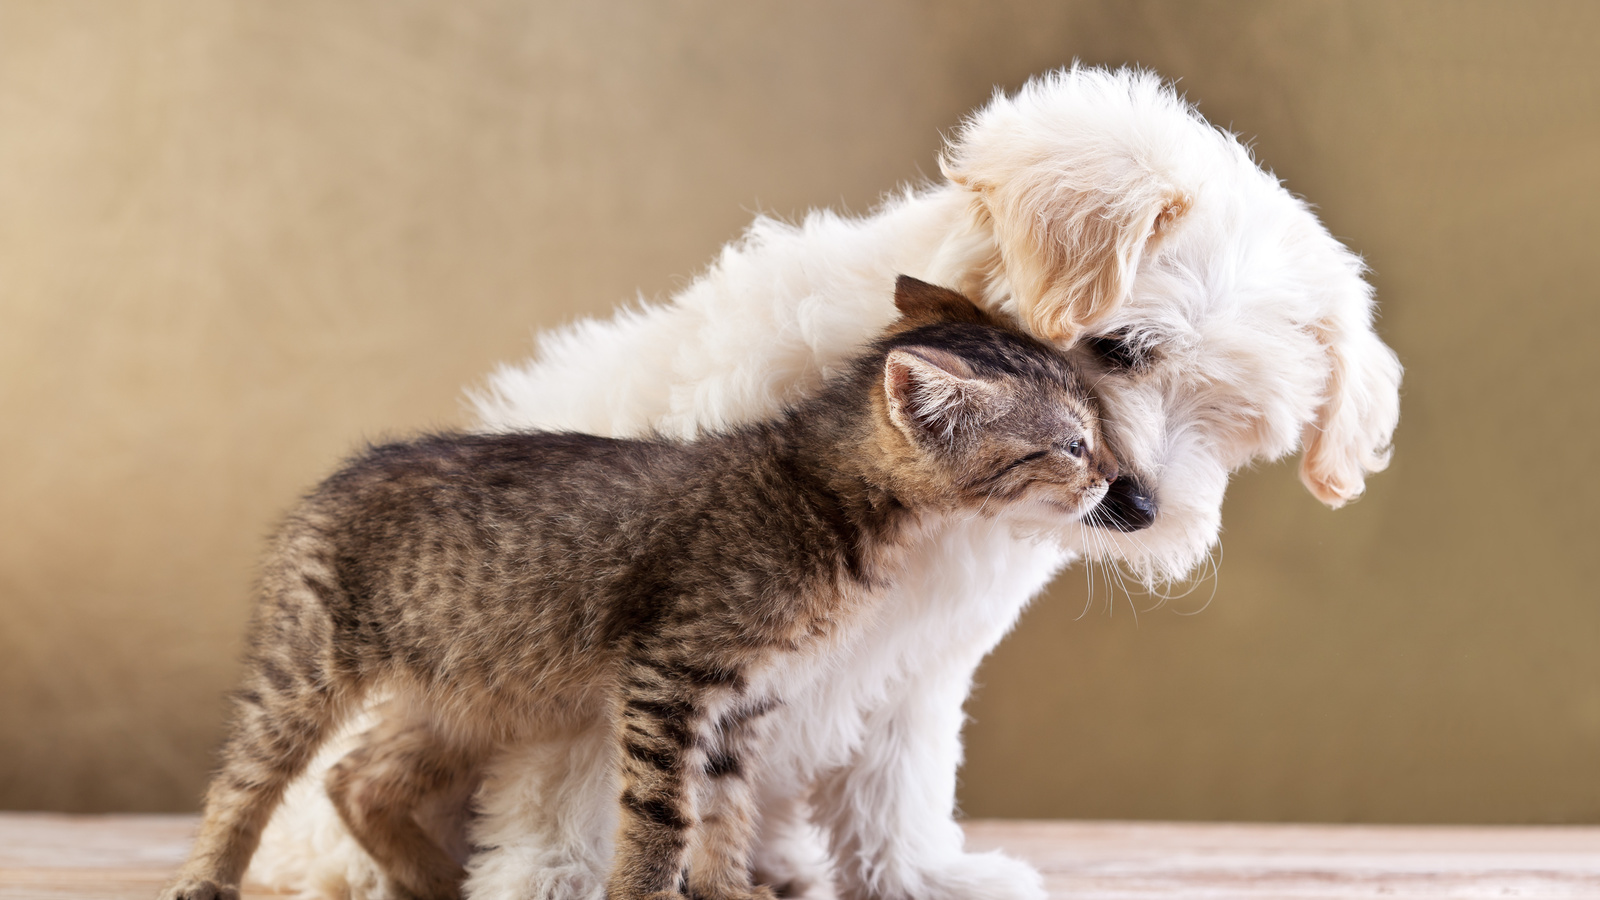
[326,717,481,900]
[807,524,1061,900]
[812,667,1042,900]
[463,719,615,900]
[748,785,833,900]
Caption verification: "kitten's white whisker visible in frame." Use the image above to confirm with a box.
[1075,522,1097,620]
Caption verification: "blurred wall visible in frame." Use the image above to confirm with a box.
[1,1,1596,822]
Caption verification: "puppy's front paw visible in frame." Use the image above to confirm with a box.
[160,877,239,900]
[920,851,1044,900]
[675,883,774,896]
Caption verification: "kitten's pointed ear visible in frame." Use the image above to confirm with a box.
[893,275,992,328]
[884,345,1002,440]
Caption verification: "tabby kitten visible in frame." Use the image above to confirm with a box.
[162,277,1117,900]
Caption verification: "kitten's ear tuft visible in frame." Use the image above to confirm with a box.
[884,345,1000,440]
[893,276,992,328]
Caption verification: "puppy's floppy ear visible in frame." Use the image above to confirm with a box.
[940,71,1192,345]
[942,155,1188,346]
[1298,292,1403,508]
[884,346,1003,441]
[892,275,992,328]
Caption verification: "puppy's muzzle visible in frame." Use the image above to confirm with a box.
[1091,476,1158,532]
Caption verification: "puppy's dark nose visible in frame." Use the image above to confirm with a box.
[1094,476,1157,532]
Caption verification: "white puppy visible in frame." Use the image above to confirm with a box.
[250,67,1400,900]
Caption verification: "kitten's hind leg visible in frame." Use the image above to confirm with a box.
[326,714,482,900]
[162,646,346,899]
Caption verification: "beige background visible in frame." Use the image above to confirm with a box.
[2,1,1596,822]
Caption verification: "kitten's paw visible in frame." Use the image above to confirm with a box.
[919,851,1044,900]
[159,877,239,900]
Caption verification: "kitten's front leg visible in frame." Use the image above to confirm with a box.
[607,664,702,900]
[686,698,779,900]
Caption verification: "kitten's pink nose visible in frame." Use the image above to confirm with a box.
[1098,455,1119,484]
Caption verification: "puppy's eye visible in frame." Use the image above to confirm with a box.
[1086,332,1146,371]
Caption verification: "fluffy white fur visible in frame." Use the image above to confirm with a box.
[250,67,1400,900]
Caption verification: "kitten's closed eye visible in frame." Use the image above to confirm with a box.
[1004,440,1083,473]
[1004,435,1094,470]
[1002,450,1049,473]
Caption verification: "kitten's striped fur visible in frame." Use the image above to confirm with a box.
[162,277,1115,900]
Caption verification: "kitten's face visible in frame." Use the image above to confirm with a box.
[881,333,1117,525]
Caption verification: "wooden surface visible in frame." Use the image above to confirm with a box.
[3,814,1599,899]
